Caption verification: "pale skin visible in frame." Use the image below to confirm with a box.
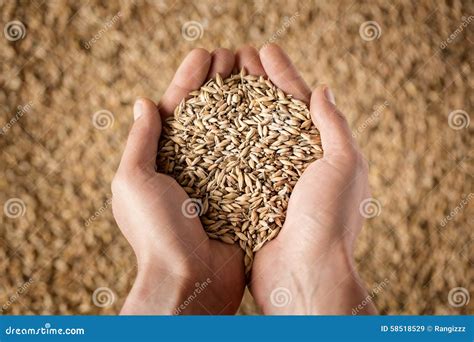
[112,44,377,315]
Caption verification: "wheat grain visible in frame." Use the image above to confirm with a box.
[157,70,323,274]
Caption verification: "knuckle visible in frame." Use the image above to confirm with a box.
[334,108,348,122]
[342,146,359,164]
[190,47,210,58]
[340,148,369,172]
[112,166,155,195]
[213,47,231,55]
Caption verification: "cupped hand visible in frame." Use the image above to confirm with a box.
[112,48,246,315]
[248,44,377,315]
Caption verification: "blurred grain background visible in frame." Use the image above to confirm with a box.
[0,0,472,314]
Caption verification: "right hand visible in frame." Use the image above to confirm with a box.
[113,48,246,315]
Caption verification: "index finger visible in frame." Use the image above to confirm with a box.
[158,48,212,117]
[259,43,311,104]
[235,45,266,76]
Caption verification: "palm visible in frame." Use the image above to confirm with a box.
[114,170,245,314]
[240,44,372,314]
[284,157,368,247]
[147,175,246,314]
[250,156,368,304]
[115,48,246,314]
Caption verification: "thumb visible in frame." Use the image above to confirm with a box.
[118,98,162,173]
[310,86,356,156]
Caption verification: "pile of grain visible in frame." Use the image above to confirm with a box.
[157,70,323,273]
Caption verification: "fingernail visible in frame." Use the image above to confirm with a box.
[324,86,336,105]
[133,99,144,120]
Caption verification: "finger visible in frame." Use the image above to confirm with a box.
[158,48,211,117]
[235,45,266,76]
[260,43,311,103]
[310,86,356,156]
[119,98,161,172]
[207,48,235,80]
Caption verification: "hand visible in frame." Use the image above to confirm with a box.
[112,48,246,315]
[249,44,377,315]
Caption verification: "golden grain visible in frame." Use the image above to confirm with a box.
[157,71,323,273]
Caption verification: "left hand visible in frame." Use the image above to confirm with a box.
[247,44,377,315]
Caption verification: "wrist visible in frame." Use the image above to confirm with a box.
[304,247,371,315]
[260,241,376,315]
[120,262,194,315]
[121,250,228,315]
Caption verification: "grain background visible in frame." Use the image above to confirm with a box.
[0,0,472,315]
